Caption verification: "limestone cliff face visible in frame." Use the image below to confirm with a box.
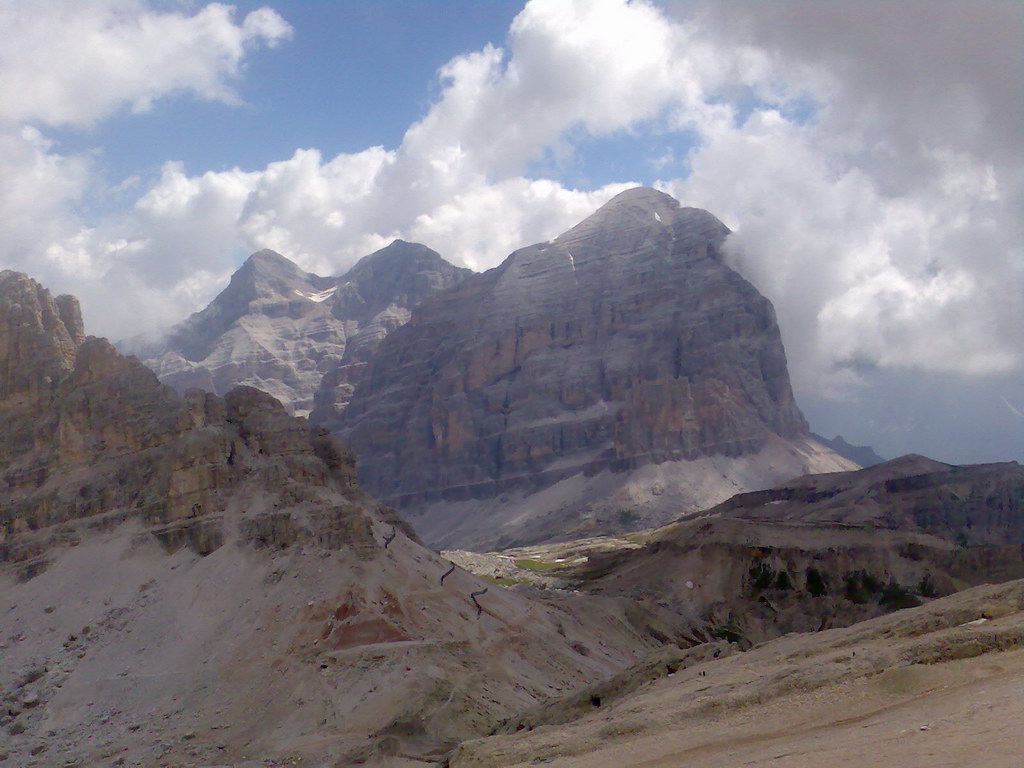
[0,271,386,574]
[0,270,84,408]
[138,241,469,416]
[310,240,473,428]
[340,188,812,510]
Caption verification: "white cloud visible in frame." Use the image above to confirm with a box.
[0,126,89,264]
[0,0,291,329]
[0,0,291,128]
[665,110,1022,396]
[658,0,1023,400]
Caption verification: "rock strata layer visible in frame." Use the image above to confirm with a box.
[0,269,380,573]
[339,188,849,544]
[136,241,469,416]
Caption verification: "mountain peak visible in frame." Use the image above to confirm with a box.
[342,239,465,282]
[339,191,817,548]
[238,248,315,282]
[558,186,677,235]
[231,248,334,296]
[555,187,729,258]
[335,240,472,308]
[138,240,470,420]
[603,185,680,209]
[0,270,85,405]
[247,247,289,263]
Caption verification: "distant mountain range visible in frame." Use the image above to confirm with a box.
[126,187,879,550]
[583,452,1024,643]
[811,432,886,466]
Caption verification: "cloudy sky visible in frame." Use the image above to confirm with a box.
[0,0,1020,463]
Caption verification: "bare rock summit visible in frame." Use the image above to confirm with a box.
[339,188,855,549]
[136,240,469,416]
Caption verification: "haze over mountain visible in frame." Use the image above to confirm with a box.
[135,240,469,417]
[810,433,885,468]
[339,188,856,549]
[1,0,1017,467]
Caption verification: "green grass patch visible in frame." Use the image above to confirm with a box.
[514,558,562,571]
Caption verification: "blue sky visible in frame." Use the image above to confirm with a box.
[51,2,522,180]
[0,0,1020,463]
[48,1,694,220]
[48,0,721,287]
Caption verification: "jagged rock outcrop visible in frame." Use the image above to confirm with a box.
[136,241,469,416]
[339,188,855,548]
[0,270,84,408]
[0,269,378,572]
[0,272,664,767]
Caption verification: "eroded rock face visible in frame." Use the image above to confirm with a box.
[0,271,84,408]
[136,241,469,416]
[310,240,473,428]
[0,271,376,572]
[340,188,812,511]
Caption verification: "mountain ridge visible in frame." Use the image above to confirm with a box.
[135,241,470,416]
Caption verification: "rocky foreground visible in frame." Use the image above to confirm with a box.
[451,578,1024,767]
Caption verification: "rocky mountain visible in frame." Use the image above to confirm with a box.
[310,240,474,429]
[579,454,1024,644]
[0,271,667,767]
[339,187,856,550]
[136,240,470,417]
[811,432,886,467]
